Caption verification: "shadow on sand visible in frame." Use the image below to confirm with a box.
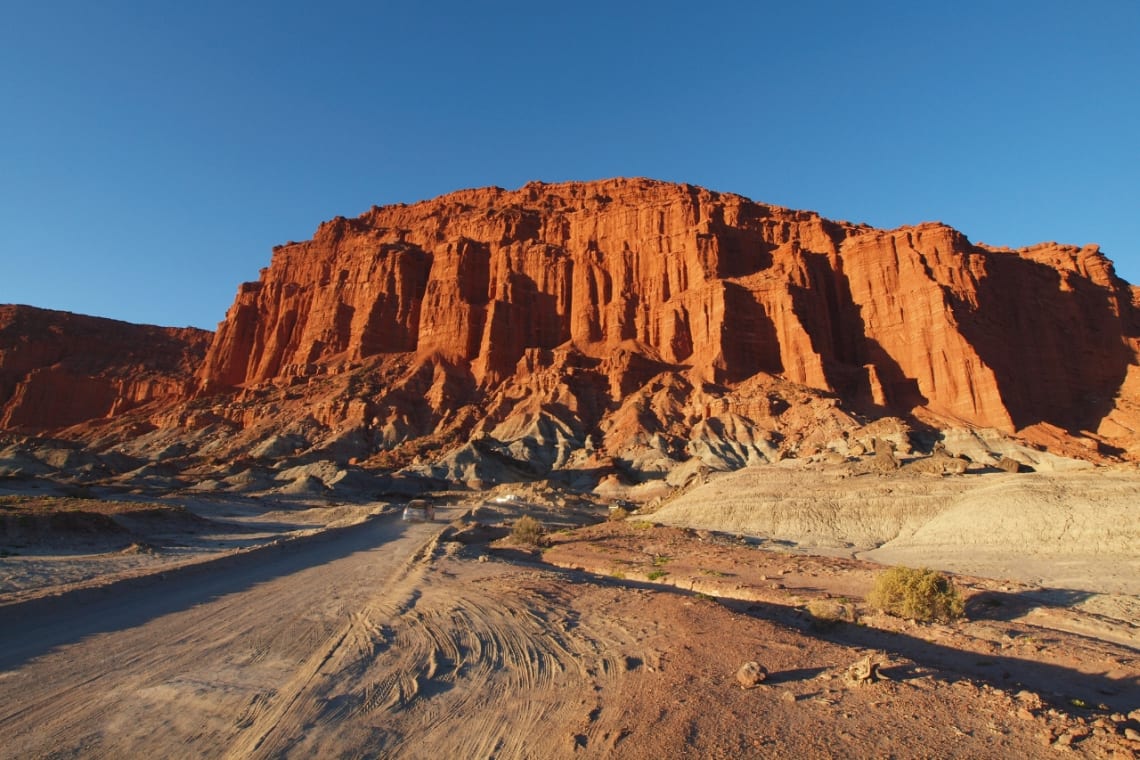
[499,556,1139,714]
[0,512,409,671]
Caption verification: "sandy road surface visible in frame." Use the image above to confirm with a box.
[0,505,663,759]
[0,510,448,758]
[3,495,1138,758]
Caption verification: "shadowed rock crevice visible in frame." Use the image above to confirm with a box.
[954,248,1136,432]
[718,284,782,382]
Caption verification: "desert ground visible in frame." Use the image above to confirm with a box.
[1,460,1138,758]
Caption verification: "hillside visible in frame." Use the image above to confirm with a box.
[3,179,1140,482]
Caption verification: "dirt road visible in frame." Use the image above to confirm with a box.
[0,510,449,758]
[3,501,1136,758]
[0,505,682,759]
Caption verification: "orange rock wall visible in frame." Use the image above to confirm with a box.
[199,179,1139,435]
[0,306,211,431]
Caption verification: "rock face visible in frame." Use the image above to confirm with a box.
[4,178,1140,474]
[200,179,1139,437]
[0,306,211,431]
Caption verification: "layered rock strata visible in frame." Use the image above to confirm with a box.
[4,178,1139,475]
[200,179,1139,438]
[0,305,211,431]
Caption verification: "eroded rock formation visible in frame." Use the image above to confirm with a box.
[200,179,1139,439]
[4,179,1139,478]
[0,306,211,430]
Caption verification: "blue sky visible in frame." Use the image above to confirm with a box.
[2,1,1137,329]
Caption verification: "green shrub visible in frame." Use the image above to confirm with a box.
[510,515,544,546]
[867,566,964,622]
[647,570,668,581]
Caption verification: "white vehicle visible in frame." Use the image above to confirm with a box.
[402,499,435,522]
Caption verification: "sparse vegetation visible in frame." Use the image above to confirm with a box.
[0,496,173,515]
[652,555,670,567]
[647,570,668,581]
[867,566,964,622]
[608,506,630,521]
[510,515,544,547]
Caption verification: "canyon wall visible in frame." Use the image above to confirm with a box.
[0,305,211,431]
[199,178,1140,437]
[3,178,1137,470]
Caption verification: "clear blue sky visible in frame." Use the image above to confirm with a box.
[2,1,1137,330]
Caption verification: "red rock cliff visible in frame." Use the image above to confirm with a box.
[0,305,212,431]
[199,178,1140,437]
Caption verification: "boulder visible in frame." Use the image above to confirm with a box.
[736,661,768,689]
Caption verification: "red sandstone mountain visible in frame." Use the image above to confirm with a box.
[0,305,210,431]
[3,179,1140,476]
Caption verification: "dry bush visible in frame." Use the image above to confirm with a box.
[608,506,630,521]
[867,566,964,622]
[511,515,544,546]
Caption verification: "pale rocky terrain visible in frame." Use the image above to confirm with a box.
[1,466,1138,758]
[653,461,1140,596]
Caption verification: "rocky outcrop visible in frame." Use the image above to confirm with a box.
[202,181,850,392]
[0,306,211,431]
[199,179,1140,441]
[4,178,1139,476]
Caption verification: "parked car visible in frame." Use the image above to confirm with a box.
[402,499,435,522]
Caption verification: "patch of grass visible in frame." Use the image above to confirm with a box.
[608,506,630,521]
[867,566,965,623]
[694,592,716,602]
[630,521,654,530]
[652,555,670,567]
[510,515,544,547]
[0,496,172,516]
[610,569,627,580]
[699,568,726,577]
[647,570,668,581]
